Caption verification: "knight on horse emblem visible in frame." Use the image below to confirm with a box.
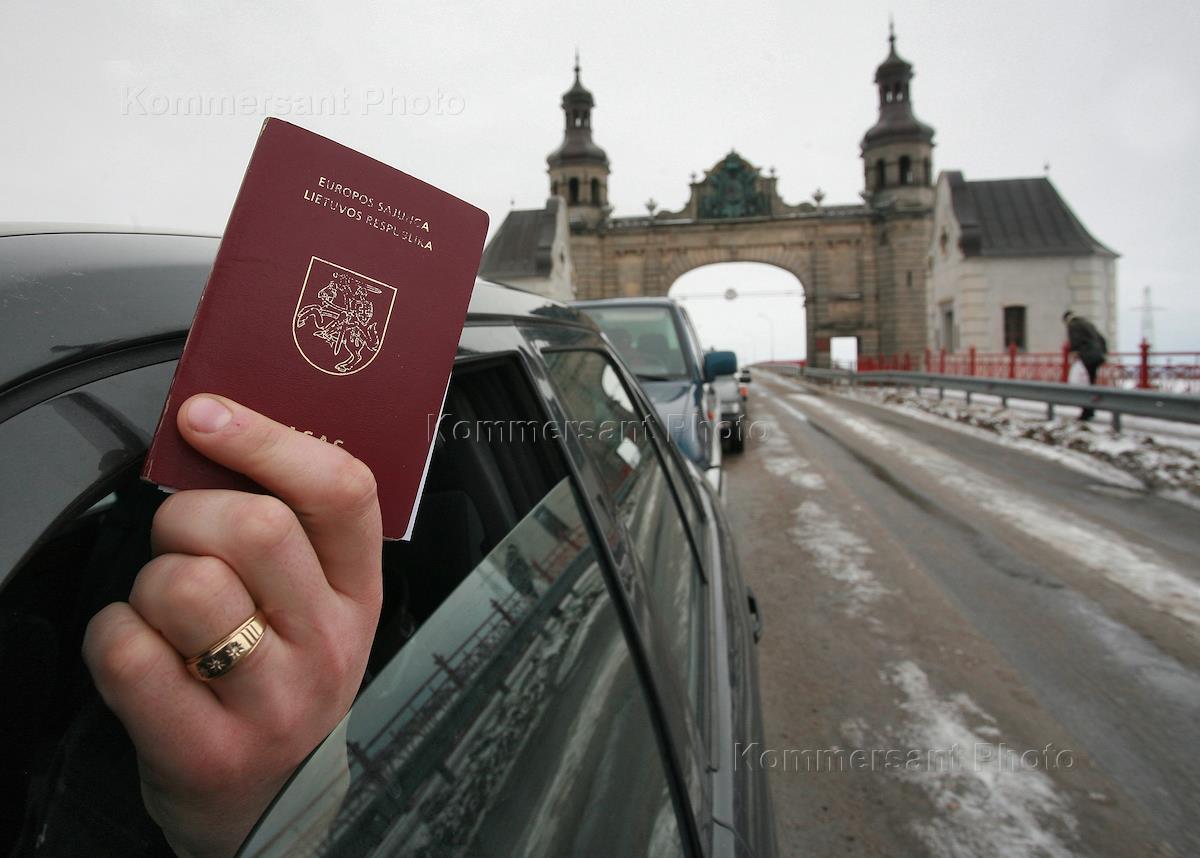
[292,258,397,376]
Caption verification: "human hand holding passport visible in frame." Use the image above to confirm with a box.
[143,118,489,540]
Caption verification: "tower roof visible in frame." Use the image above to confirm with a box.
[562,50,594,108]
[861,24,935,149]
[874,19,913,81]
[547,54,609,168]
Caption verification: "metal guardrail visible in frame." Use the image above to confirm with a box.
[781,366,1200,431]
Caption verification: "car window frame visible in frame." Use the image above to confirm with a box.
[492,342,709,858]
[535,342,719,807]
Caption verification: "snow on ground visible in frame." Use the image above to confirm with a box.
[759,396,1080,855]
[789,498,891,620]
[886,660,1079,858]
[844,384,1200,505]
[793,393,1200,629]
[756,411,885,618]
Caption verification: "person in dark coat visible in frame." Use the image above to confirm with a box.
[1063,311,1108,420]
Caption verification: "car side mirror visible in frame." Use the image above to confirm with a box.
[704,350,738,382]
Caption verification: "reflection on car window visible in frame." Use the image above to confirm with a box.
[542,351,707,727]
[582,306,690,380]
[243,477,684,858]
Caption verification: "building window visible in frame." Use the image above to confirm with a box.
[590,177,600,205]
[899,156,913,186]
[923,158,932,186]
[1003,305,1027,352]
[568,177,579,204]
[875,159,886,190]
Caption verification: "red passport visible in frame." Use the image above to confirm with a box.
[143,118,489,539]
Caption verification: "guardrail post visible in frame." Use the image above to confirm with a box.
[968,346,976,377]
[1112,411,1122,433]
[938,387,944,401]
[1061,342,1070,383]
[1008,342,1017,379]
[1047,402,1055,419]
[1138,339,1151,390]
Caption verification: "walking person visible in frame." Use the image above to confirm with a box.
[1063,311,1108,420]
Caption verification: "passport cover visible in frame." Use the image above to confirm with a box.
[143,118,489,540]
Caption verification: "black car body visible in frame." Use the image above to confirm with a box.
[572,297,736,493]
[714,374,748,454]
[0,228,775,858]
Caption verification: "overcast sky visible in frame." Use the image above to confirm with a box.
[3,1,1197,357]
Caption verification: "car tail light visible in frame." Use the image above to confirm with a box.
[739,384,748,398]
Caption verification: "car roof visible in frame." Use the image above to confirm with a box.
[0,227,592,398]
[572,296,679,309]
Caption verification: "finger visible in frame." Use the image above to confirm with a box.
[175,395,382,606]
[130,552,258,657]
[127,553,288,709]
[150,490,334,641]
[83,602,225,772]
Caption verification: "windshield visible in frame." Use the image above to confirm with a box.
[582,305,690,380]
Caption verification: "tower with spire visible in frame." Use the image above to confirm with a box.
[861,22,936,209]
[546,53,610,228]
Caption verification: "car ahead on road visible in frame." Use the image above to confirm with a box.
[572,297,737,492]
[714,370,750,454]
[0,227,775,858]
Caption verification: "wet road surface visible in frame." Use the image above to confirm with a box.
[725,372,1200,857]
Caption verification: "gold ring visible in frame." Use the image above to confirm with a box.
[185,612,267,681]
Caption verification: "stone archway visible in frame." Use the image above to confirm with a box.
[568,152,930,367]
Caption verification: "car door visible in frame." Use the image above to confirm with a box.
[0,335,702,857]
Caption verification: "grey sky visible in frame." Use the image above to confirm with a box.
[3,0,1197,355]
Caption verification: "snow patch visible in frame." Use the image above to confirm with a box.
[789,499,891,617]
[797,396,1200,629]
[888,660,1079,858]
[756,411,827,490]
[855,386,1200,502]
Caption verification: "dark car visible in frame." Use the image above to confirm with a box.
[714,371,749,454]
[572,297,737,492]
[0,227,775,858]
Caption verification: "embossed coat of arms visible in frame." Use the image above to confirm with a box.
[292,257,397,375]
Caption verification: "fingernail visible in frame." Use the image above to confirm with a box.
[186,396,232,433]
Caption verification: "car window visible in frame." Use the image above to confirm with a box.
[541,350,708,728]
[0,358,687,858]
[244,477,684,858]
[580,305,690,381]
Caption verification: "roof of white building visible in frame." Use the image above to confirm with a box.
[945,171,1117,259]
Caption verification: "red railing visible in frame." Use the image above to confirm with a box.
[855,341,1200,394]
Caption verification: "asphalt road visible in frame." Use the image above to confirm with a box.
[725,372,1200,858]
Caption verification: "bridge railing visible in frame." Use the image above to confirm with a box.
[783,366,1200,432]
[844,342,1200,394]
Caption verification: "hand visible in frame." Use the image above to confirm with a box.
[83,395,383,857]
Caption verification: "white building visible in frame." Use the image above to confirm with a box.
[928,171,1117,354]
[479,196,575,302]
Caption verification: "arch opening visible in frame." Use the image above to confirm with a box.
[667,262,806,365]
